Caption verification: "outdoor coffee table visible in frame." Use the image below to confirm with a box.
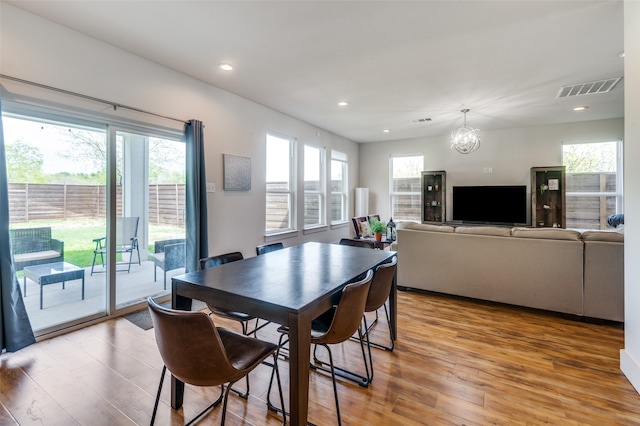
[23,262,85,309]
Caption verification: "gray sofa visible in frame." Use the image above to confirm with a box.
[395,222,624,321]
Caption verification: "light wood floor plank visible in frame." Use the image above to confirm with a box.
[1,290,638,425]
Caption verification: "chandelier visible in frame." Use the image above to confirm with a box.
[450,108,480,154]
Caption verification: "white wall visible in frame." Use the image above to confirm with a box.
[359,118,624,222]
[0,3,359,257]
[621,0,640,393]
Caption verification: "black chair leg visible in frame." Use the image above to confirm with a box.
[150,365,166,425]
[150,366,224,426]
[318,343,342,426]
[311,333,371,387]
[364,304,395,351]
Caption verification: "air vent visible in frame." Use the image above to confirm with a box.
[412,117,432,123]
[557,78,622,98]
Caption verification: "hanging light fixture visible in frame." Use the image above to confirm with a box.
[450,108,480,154]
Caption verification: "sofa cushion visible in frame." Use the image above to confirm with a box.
[454,226,512,237]
[403,222,455,233]
[581,230,624,243]
[511,227,582,241]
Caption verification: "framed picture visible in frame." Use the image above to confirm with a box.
[223,154,251,191]
[548,178,559,191]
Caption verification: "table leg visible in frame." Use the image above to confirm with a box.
[288,313,312,425]
[23,276,27,297]
[389,269,398,339]
[40,281,43,310]
[81,275,85,300]
[170,292,192,409]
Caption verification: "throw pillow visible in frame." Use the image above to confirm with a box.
[359,221,372,237]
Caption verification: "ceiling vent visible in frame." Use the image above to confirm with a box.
[557,78,622,98]
[412,117,432,123]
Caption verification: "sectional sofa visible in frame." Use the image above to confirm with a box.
[395,222,624,322]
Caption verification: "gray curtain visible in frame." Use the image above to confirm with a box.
[184,120,208,273]
[0,99,36,352]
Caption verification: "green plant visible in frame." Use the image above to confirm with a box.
[369,218,386,234]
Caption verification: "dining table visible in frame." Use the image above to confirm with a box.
[170,241,397,425]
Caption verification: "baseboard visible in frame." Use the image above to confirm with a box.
[620,349,640,395]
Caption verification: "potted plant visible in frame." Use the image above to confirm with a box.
[369,218,386,242]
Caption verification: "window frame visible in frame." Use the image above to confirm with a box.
[303,144,325,229]
[265,132,296,235]
[389,154,424,221]
[330,150,348,225]
[562,140,623,229]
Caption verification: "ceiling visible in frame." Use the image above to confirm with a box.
[5,1,625,143]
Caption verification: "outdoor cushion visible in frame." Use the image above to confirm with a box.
[14,250,61,263]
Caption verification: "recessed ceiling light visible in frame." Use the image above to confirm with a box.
[383,129,390,133]
[219,63,233,71]
[337,101,349,107]
[573,106,589,111]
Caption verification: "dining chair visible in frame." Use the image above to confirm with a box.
[147,297,285,426]
[313,256,397,387]
[256,242,284,255]
[267,269,373,425]
[199,252,268,398]
[338,238,375,249]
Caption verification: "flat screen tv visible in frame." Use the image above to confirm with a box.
[452,185,527,225]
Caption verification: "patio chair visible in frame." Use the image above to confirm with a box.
[91,216,141,275]
[152,238,186,290]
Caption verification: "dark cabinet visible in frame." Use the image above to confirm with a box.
[531,166,566,228]
[421,171,446,224]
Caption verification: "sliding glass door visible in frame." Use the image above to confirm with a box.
[3,111,185,335]
[114,129,185,308]
[3,113,108,333]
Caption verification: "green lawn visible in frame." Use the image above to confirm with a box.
[11,219,184,269]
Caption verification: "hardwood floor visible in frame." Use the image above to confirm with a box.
[1,289,638,425]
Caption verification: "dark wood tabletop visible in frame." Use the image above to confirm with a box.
[170,241,397,425]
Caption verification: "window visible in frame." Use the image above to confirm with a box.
[331,151,348,224]
[303,145,324,228]
[266,133,295,233]
[390,155,423,221]
[562,141,623,229]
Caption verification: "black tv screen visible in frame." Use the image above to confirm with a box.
[452,185,527,225]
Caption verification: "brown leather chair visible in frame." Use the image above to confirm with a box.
[256,242,284,255]
[361,256,398,381]
[199,252,269,398]
[313,256,397,387]
[339,238,375,249]
[199,252,264,337]
[147,297,285,425]
[267,269,373,425]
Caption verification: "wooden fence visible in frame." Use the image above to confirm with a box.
[8,183,185,227]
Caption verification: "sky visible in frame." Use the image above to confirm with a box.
[2,116,98,174]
